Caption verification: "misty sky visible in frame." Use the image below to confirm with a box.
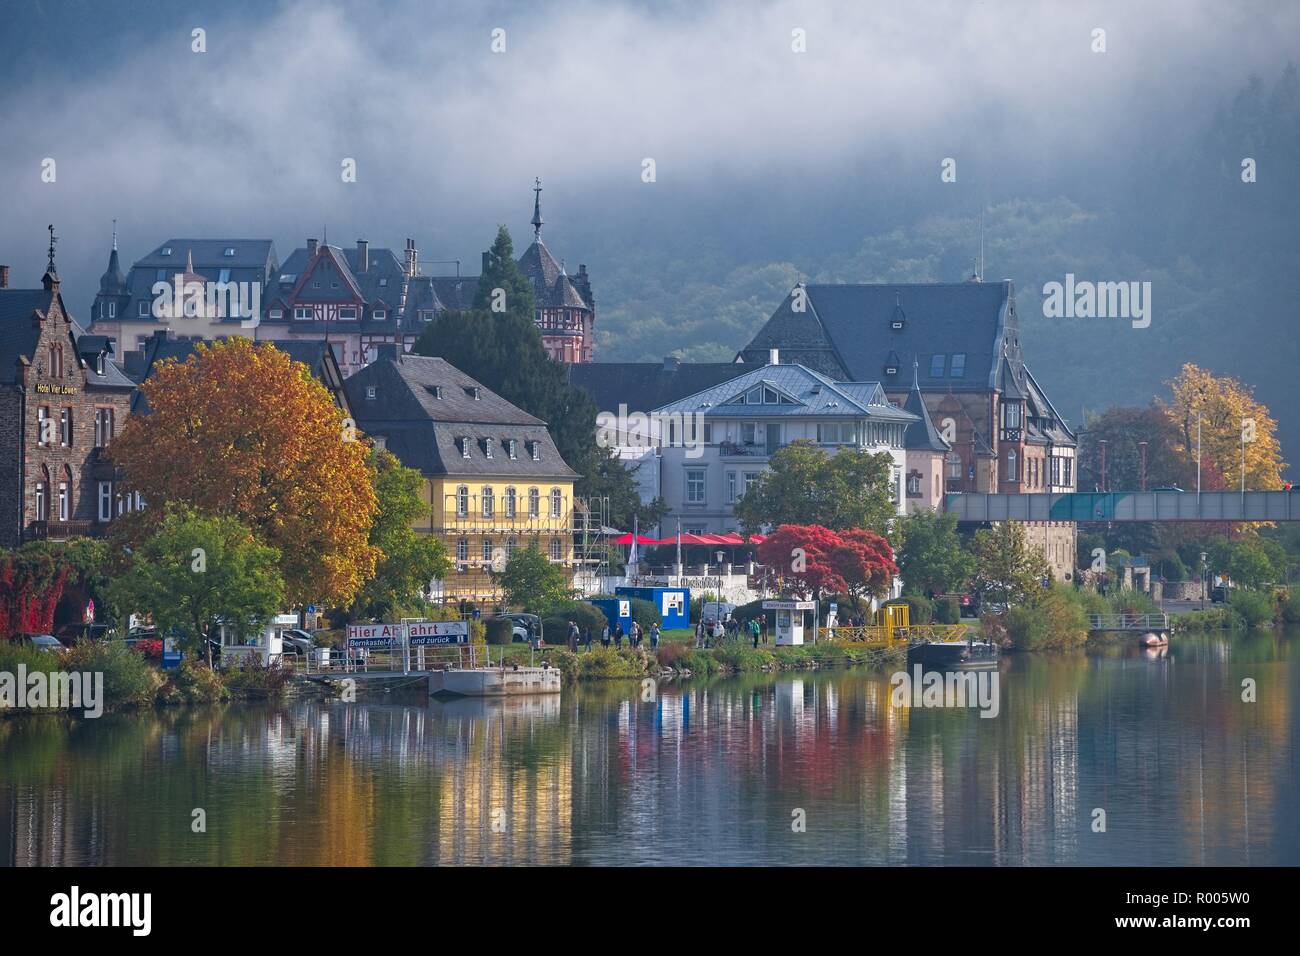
[2,0,1297,373]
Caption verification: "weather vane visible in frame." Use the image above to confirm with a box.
[46,223,58,272]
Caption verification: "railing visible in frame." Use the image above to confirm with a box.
[827,623,970,647]
[24,519,96,541]
[1086,613,1170,631]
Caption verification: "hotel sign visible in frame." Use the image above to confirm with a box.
[35,384,78,395]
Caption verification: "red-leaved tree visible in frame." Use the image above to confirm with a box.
[0,551,71,639]
[833,527,898,611]
[757,524,848,600]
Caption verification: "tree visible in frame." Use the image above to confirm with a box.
[756,524,848,600]
[1161,363,1286,492]
[832,527,898,611]
[969,522,1051,608]
[0,547,72,639]
[353,449,452,618]
[895,510,975,597]
[1227,538,1280,589]
[735,442,896,534]
[498,545,572,614]
[414,227,662,530]
[107,506,285,665]
[111,338,379,607]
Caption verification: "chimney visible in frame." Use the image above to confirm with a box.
[769,348,780,366]
[0,265,8,289]
[663,356,680,372]
[481,250,491,274]
[356,239,369,273]
[404,238,418,278]
[307,238,318,257]
[374,342,400,362]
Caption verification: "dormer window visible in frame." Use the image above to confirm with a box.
[365,386,376,400]
[508,439,517,460]
[161,247,173,256]
[432,385,442,399]
[930,354,946,378]
[373,309,387,321]
[763,386,779,404]
[485,438,494,459]
[223,247,235,257]
[96,353,105,375]
[884,350,901,378]
[951,353,966,377]
[464,386,481,400]
[531,442,540,461]
[461,437,471,459]
[890,296,906,331]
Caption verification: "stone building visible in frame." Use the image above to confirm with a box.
[0,245,136,548]
[739,280,1078,578]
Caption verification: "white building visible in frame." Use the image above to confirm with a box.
[645,362,919,535]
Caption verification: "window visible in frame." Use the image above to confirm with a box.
[49,344,63,378]
[506,538,517,559]
[726,471,737,503]
[1050,456,1062,486]
[294,306,313,321]
[817,422,854,444]
[485,438,494,459]
[339,307,357,320]
[34,481,48,521]
[106,301,116,319]
[1006,449,1018,481]
[223,247,235,257]
[139,301,151,317]
[744,472,760,496]
[508,439,517,459]
[482,539,493,563]
[1063,458,1073,488]
[365,386,376,400]
[94,408,114,448]
[950,353,966,377]
[746,386,762,404]
[1002,402,1022,429]
[456,538,469,562]
[419,310,433,322]
[37,407,50,446]
[528,488,540,517]
[550,538,563,561]
[907,471,922,497]
[461,437,471,459]
[482,486,495,518]
[96,352,105,375]
[373,309,387,320]
[763,386,779,404]
[930,354,946,378]
[379,278,388,287]
[58,482,69,521]
[60,408,73,447]
[161,247,173,256]
[531,442,540,461]
[742,422,758,446]
[505,487,517,518]
[550,488,562,518]
[456,485,469,517]
[686,469,706,504]
[98,482,112,522]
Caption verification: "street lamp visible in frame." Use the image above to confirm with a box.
[1200,551,1208,611]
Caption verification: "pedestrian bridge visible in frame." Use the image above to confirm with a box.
[944,490,1300,523]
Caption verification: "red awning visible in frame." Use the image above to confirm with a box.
[611,533,662,545]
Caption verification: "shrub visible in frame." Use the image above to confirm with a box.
[539,616,568,643]
[934,596,960,624]
[628,598,661,630]
[551,600,609,637]
[576,646,649,680]
[61,640,159,709]
[1228,589,1273,629]
[1280,585,1300,625]
[1107,589,1160,616]
[1006,606,1048,650]
[484,617,514,645]
[158,657,227,704]
[899,595,933,624]
[223,659,290,698]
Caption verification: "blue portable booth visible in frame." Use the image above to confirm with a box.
[588,597,634,634]
[615,586,691,630]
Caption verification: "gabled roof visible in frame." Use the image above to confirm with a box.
[739,281,1013,390]
[345,352,578,480]
[134,239,276,272]
[568,361,749,415]
[0,290,50,382]
[652,362,917,423]
[902,369,951,452]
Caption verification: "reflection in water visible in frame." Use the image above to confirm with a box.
[1,631,1296,866]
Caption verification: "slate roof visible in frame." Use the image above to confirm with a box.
[430,276,479,312]
[901,369,951,452]
[1,285,134,390]
[568,361,750,415]
[739,281,1013,390]
[344,352,579,480]
[519,239,593,311]
[651,362,918,424]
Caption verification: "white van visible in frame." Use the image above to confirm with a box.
[701,602,737,625]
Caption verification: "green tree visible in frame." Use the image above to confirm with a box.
[497,545,572,614]
[896,510,975,597]
[969,522,1051,608]
[1227,538,1278,589]
[734,441,896,534]
[107,506,285,666]
[354,449,452,617]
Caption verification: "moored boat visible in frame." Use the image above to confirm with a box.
[1137,632,1169,647]
[908,637,999,669]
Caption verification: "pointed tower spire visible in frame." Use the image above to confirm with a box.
[42,224,59,290]
[112,218,118,251]
[531,177,544,241]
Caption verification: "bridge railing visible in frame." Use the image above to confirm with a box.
[1086,613,1170,631]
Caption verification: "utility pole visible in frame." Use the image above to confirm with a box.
[1098,439,1107,493]
[1139,441,1148,492]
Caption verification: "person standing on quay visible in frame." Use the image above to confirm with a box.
[650,623,660,650]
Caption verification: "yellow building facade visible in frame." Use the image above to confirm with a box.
[346,348,579,607]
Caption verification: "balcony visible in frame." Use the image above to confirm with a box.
[24,519,97,542]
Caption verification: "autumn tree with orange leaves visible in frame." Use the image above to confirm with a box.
[111,339,379,606]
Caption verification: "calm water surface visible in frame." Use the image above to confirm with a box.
[3,631,1298,866]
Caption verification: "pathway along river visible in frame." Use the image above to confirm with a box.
[2,630,1297,865]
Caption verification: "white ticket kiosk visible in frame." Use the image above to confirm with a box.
[763,600,816,646]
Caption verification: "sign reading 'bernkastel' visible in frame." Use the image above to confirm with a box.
[346,621,469,648]
[35,383,78,395]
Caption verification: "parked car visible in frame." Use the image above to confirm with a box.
[56,622,115,644]
[279,628,316,657]
[23,634,65,654]
[503,613,540,643]
[701,602,736,625]
[1211,585,1230,604]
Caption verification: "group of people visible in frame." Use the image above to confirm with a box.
[565,619,661,652]
[694,615,769,648]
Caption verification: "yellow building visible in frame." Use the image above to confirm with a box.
[345,347,578,606]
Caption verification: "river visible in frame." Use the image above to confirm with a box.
[2,630,1297,866]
